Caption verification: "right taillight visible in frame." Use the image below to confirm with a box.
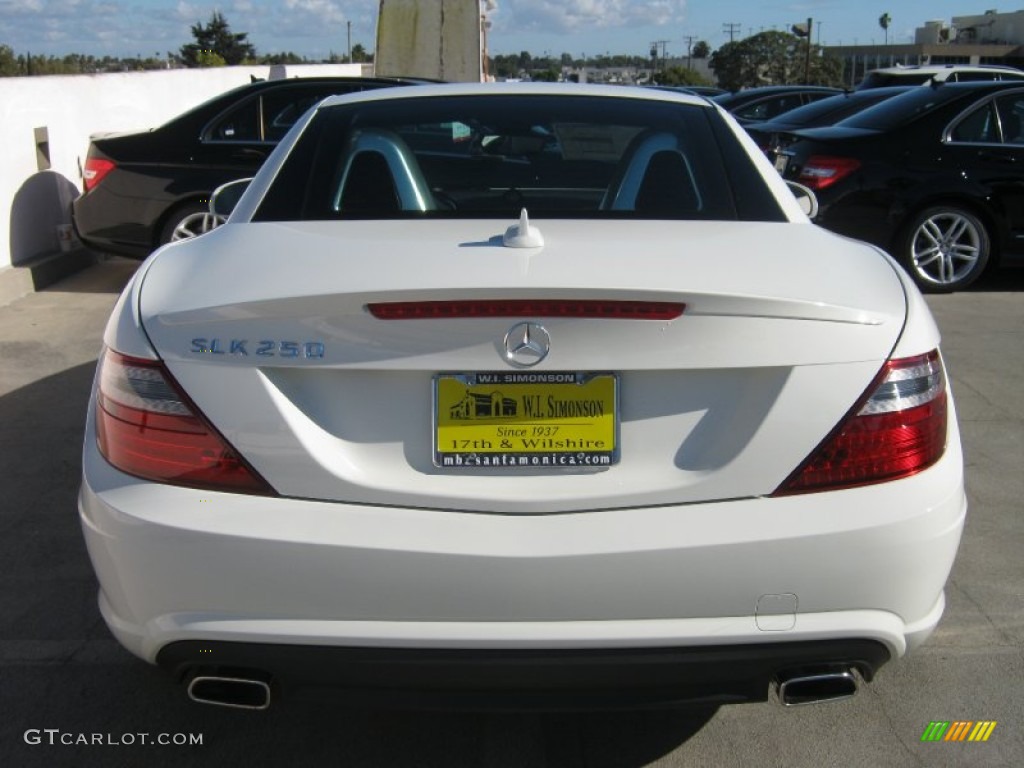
[95,349,274,495]
[797,155,861,191]
[775,350,948,495]
[83,157,116,192]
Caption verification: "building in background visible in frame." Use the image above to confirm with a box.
[826,9,1024,88]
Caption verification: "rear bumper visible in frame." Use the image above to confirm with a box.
[79,370,967,710]
[156,638,891,710]
[80,438,965,658]
[71,189,157,260]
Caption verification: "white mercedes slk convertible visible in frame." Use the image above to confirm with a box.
[79,83,965,711]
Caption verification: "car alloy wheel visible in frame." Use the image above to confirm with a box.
[160,202,225,246]
[903,206,989,292]
[169,211,224,242]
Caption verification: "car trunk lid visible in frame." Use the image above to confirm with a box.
[136,218,907,512]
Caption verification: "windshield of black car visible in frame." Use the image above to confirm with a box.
[251,94,786,222]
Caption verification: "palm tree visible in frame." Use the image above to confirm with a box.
[879,13,892,45]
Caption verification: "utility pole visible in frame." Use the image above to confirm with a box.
[347,20,352,63]
[649,39,670,78]
[682,34,696,70]
[723,22,740,43]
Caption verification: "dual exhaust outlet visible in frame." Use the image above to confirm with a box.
[187,674,271,711]
[184,666,859,710]
[774,668,859,707]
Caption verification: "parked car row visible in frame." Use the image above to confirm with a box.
[764,80,1024,291]
[72,69,1024,292]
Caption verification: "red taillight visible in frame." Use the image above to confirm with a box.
[83,157,116,192]
[797,155,861,191]
[775,351,948,495]
[367,300,685,320]
[95,350,274,495]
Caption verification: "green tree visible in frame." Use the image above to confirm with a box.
[196,50,227,67]
[491,53,519,78]
[692,40,711,59]
[879,13,892,45]
[710,30,842,90]
[656,66,715,87]
[0,43,20,76]
[180,12,255,67]
[261,51,308,65]
[350,43,372,63]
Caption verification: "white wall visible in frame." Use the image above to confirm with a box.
[0,63,363,271]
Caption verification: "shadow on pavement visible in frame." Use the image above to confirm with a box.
[0,360,719,767]
[38,256,139,295]
[967,263,1024,292]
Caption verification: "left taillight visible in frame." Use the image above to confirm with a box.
[94,349,274,495]
[83,157,115,192]
[775,350,948,495]
[796,155,861,191]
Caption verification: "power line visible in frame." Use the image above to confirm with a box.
[723,23,741,43]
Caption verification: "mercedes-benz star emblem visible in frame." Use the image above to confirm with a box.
[503,322,550,367]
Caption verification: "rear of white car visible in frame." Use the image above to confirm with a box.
[79,84,965,710]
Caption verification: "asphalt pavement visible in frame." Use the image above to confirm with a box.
[0,257,1021,768]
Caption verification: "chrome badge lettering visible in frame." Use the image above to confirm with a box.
[191,339,325,359]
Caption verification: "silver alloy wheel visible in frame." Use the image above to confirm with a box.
[908,210,982,288]
[169,211,224,241]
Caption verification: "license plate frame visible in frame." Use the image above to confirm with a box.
[433,372,619,469]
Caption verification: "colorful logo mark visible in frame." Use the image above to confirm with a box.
[921,721,997,742]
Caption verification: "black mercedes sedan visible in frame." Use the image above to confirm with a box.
[72,76,422,259]
[743,86,912,152]
[772,81,1024,291]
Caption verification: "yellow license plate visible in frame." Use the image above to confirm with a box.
[434,372,618,468]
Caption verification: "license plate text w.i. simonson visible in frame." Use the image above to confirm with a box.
[434,372,619,468]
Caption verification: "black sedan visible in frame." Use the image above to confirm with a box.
[713,85,842,124]
[73,76,422,259]
[772,81,1024,291]
[743,86,912,151]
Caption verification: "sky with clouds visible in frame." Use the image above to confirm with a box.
[0,1,999,61]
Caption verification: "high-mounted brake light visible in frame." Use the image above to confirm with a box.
[775,350,947,495]
[95,349,274,495]
[367,300,685,320]
[797,156,861,191]
[83,157,116,193]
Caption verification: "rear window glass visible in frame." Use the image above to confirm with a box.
[764,88,909,128]
[837,87,965,131]
[253,94,785,222]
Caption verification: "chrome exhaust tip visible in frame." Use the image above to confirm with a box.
[187,675,271,710]
[775,669,858,707]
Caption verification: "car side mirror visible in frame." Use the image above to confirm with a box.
[210,178,253,219]
[785,181,819,219]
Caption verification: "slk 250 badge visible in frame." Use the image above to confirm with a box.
[190,339,325,358]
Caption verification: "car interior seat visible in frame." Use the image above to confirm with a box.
[334,129,436,213]
[601,130,702,216]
